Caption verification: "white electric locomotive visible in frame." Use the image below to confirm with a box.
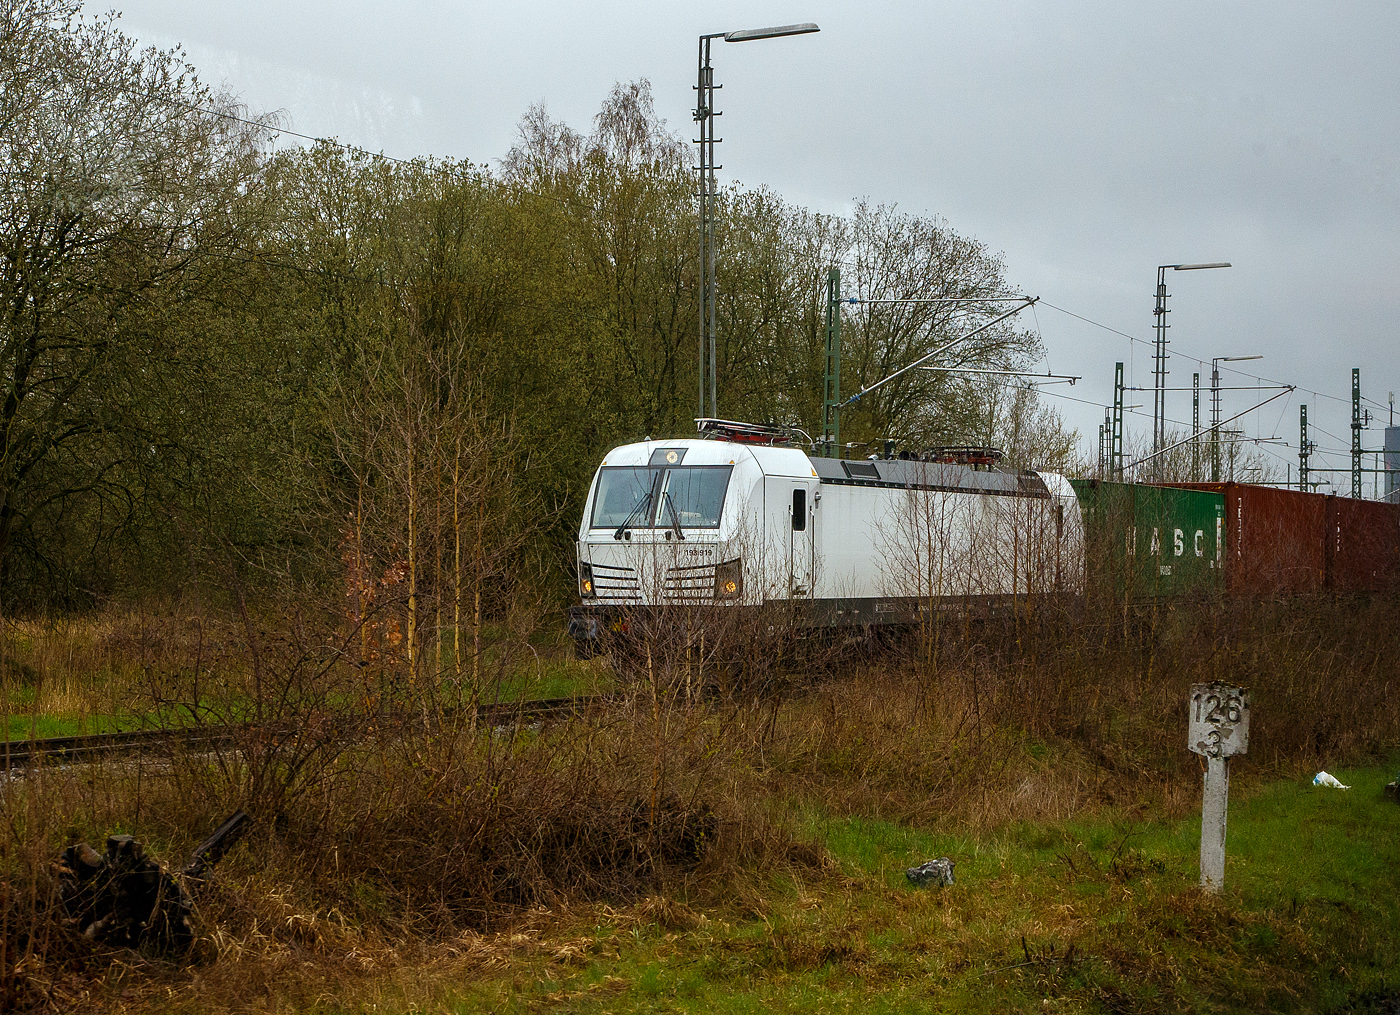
[567,420,1085,656]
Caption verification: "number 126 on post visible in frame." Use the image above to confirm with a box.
[1188,683,1250,759]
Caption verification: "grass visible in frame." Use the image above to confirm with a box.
[486,654,618,702]
[432,762,1400,1013]
[7,598,1400,1013]
[2,617,154,740]
[93,759,1399,1014]
[0,615,615,744]
[2,711,137,740]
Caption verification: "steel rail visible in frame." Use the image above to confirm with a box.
[0,695,608,772]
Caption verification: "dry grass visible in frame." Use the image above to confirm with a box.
[0,613,163,731]
[778,593,1400,827]
[2,591,1398,1010]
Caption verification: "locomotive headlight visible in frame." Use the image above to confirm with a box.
[714,558,743,600]
[579,562,595,598]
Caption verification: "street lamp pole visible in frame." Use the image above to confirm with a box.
[1153,262,1231,475]
[695,23,818,420]
[1211,354,1262,481]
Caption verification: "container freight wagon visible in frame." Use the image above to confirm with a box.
[568,424,1085,656]
[1069,480,1225,601]
[1163,483,1400,595]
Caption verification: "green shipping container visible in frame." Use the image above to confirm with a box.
[1069,480,1226,600]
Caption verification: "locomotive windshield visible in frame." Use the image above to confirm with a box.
[590,465,733,530]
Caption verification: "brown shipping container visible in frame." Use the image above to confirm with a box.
[1162,483,1400,594]
[1326,495,1400,593]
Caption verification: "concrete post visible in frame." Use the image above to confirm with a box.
[1200,755,1229,892]
[1188,682,1249,893]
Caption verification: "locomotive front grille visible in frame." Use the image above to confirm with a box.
[663,562,717,602]
[590,561,641,602]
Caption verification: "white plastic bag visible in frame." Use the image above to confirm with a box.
[1312,771,1350,790]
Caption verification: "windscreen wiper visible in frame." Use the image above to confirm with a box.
[613,489,654,540]
[662,491,686,541]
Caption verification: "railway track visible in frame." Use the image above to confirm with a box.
[0,695,606,772]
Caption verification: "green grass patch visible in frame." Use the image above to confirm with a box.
[424,762,1400,1013]
[3,709,144,740]
[486,655,617,702]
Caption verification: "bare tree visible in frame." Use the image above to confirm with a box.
[957,377,1079,473]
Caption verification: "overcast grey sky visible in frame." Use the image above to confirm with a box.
[105,1,1400,491]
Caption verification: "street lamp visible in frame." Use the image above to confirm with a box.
[1211,354,1262,482]
[696,23,819,420]
[1153,262,1231,471]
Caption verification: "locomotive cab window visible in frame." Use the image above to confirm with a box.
[792,489,807,531]
[590,465,733,530]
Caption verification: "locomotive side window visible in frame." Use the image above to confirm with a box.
[792,489,807,531]
[590,466,733,530]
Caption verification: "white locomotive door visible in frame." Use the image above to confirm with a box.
[767,478,816,598]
